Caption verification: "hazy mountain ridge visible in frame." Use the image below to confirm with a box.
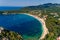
[21,3,60,10]
[19,3,60,13]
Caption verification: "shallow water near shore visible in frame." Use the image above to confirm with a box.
[0,13,43,40]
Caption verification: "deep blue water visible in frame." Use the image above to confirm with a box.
[0,14,43,40]
[0,7,22,11]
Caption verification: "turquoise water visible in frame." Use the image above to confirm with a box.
[0,14,43,40]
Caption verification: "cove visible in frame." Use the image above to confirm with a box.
[0,13,43,40]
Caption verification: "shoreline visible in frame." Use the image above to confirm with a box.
[23,13,49,40]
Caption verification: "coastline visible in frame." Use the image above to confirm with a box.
[23,13,49,40]
[39,18,49,40]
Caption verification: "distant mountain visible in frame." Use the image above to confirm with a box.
[39,3,60,7]
[19,3,60,13]
[21,3,60,10]
[0,6,22,11]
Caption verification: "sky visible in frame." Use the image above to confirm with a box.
[0,0,60,6]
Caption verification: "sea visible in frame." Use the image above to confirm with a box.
[0,6,22,11]
[0,7,43,40]
[0,14,43,40]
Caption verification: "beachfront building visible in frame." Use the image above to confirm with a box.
[29,10,41,15]
[50,13,59,17]
[2,12,8,15]
[43,15,48,20]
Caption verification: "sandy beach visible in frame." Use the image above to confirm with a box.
[23,13,49,40]
[39,18,49,40]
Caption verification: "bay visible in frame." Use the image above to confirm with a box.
[0,14,43,40]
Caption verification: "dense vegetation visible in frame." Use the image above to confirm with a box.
[0,29,23,40]
[44,15,60,40]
